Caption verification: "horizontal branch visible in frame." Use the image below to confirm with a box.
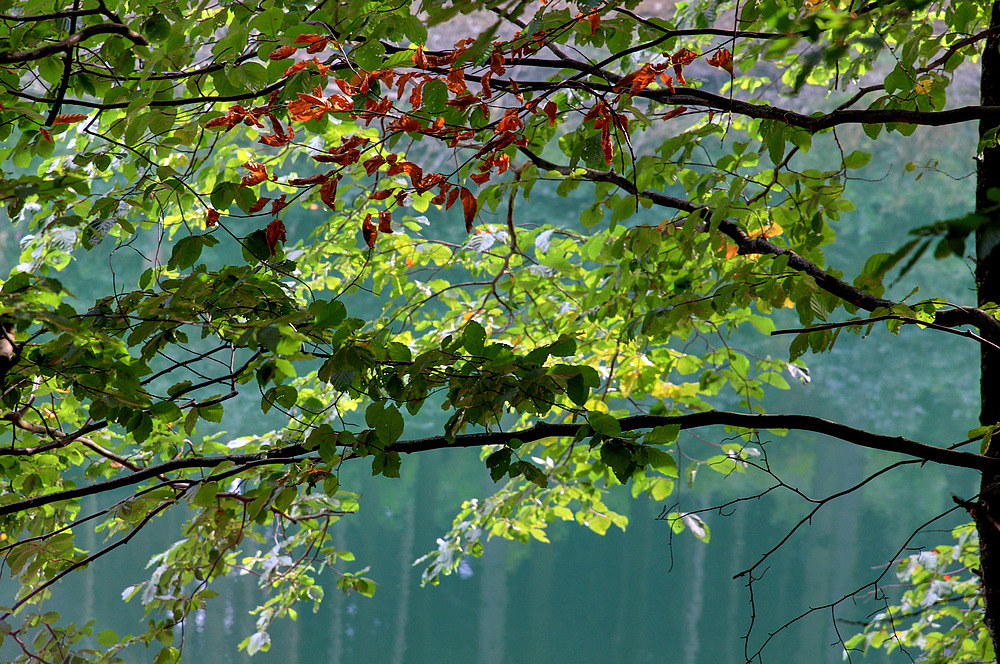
[0,410,988,519]
[518,147,1000,338]
[390,411,993,473]
[0,23,148,65]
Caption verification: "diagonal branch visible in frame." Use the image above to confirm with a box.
[518,146,1000,338]
[0,23,149,65]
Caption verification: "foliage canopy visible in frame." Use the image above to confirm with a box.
[3,0,1000,661]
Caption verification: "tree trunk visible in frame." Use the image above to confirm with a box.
[976,1,1000,650]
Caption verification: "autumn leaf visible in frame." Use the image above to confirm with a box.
[265,218,287,255]
[270,194,287,216]
[496,108,522,133]
[51,113,88,126]
[460,187,477,232]
[369,189,394,201]
[248,196,271,214]
[543,101,558,126]
[239,161,269,188]
[615,63,655,97]
[447,67,467,94]
[748,221,783,239]
[362,214,378,248]
[363,155,386,176]
[378,210,394,233]
[287,173,329,186]
[490,47,506,76]
[706,48,734,74]
[39,128,52,143]
[662,106,687,121]
[206,208,220,227]
[600,124,613,165]
[470,171,491,185]
[587,10,601,35]
[268,45,297,60]
[319,175,341,210]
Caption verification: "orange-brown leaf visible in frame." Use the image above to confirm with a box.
[258,132,292,146]
[239,161,269,188]
[51,113,88,126]
[659,72,676,93]
[543,100,558,126]
[206,208,220,227]
[295,34,326,45]
[306,38,329,54]
[447,67,467,94]
[470,171,491,185]
[369,189,394,201]
[706,48,734,74]
[378,210,394,233]
[248,196,271,214]
[412,46,428,68]
[320,175,340,210]
[490,47,506,76]
[496,108,522,133]
[662,106,687,121]
[362,214,378,248]
[600,124,613,165]
[445,92,479,110]
[269,45,298,61]
[265,218,287,256]
[587,11,601,35]
[615,63,655,97]
[460,187,477,232]
[446,187,460,210]
[288,173,329,186]
[270,194,288,216]
[363,155,386,176]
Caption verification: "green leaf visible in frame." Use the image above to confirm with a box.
[588,411,621,437]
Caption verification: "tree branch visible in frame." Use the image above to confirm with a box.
[0,23,149,65]
[0,410,988,519]
[518,147,1000,337]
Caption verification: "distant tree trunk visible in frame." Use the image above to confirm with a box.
[977,1,1000,652]
[390,462,418,664]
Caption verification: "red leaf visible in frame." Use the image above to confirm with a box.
[496,108,522,133]
[587,11,601,35]
[295,34,326,44]
[543,101,558,126]
[39,128,52,143]
[362,214,378,248]
[460,187,477,232]
[470,172,490,185]
[287,173,329,186]
[248,196,271,214]
[490,48,506,76]
[378,210,394,233]
[706,48,734,74]
[446,187,460,210]
[206,208,220,227]
[320,176,341,210]
[369,189,394,200]
[600,124,613,165]
[447,67,467,94]
[265,218,287,256]
[239,161,269,188]
[270,194,287,216]
[51,113,88,126]
[269,45,298,60]
[363,155,386,176]
[662,106,687,121]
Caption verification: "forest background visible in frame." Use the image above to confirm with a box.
[0,0,996,663]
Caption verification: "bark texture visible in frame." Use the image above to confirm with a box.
[976,1,1000,650]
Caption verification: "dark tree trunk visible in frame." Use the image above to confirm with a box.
[976,1,1000,650]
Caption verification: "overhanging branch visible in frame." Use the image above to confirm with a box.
[0,410,988,519]
[518,147,1000,338]
[0,23,148,65]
